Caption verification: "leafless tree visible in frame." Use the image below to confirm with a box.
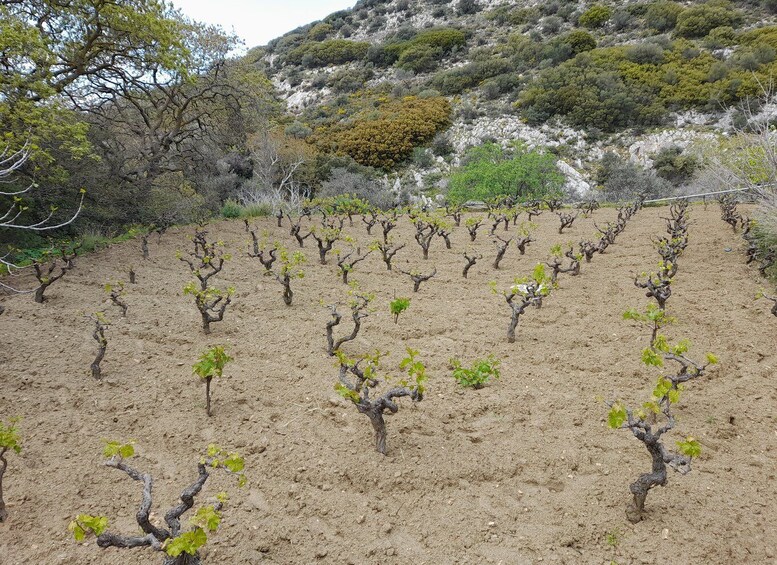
[0,140,85,295]
[462,251,482,278]
[492,235,513,269]
[374,241,404,271]
[556,211,579,234]
[336,248,372,284]
[326,293,371,355]
[396,266,437,293]
[90,314,109,379]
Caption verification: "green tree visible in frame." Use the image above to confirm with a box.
[0,0,191,166]
[447,143,564,204]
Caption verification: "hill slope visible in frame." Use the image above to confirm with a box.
[252,0,777,196]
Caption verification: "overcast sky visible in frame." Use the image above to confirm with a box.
[171,0,356,49]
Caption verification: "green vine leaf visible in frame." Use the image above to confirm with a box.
[103,440,135,459]
[191,506,221,532]
[677,437,702,458]
[69,514,108,541]
[608,403,627,429]
[164,528,208,557]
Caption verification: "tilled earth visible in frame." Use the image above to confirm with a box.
[0,204,775,564]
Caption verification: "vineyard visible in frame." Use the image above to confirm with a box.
[0,202,775,564]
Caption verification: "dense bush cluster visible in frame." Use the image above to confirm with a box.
[373,28,468,67]
[519,39,774,130]
[430,58,514,95]
[286,39,370,68]
[594,152,674,201]
[319,96,452,169]
[674,3,742,38]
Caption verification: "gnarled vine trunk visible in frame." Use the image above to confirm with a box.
[626,437,667,523]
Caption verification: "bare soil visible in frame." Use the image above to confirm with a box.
[0,205,775,565]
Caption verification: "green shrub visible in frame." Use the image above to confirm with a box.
[486,5,540,26]
[645,1,683,32]
[308,22,334,41]
[703,26,736,49]
[517,40,776,131]
[241,203,272,218]
[327,66,374,93]
[542,16,564,35]
[397,44,442,73]
[579,4,612,28]
[285,121,312,139]
[674,3,741,39]
[221,198,242,218]
[287,39,370,67]
[565,30,597,54]
[740,26,777,50]
[457,0,480,16]
[382,27,468,63]
[430,58,514,94]
[651,145,698,185]
[221,200,270,219]
[626,43,665,65]
[450,356,501,389]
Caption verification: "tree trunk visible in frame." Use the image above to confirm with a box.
[205,376,212,417]
[91,348,105,379]
[367,411,388,455]
[34,285,47,303]
[507,311,518,343]
[164,552,202,565]
[0,458,7,523]
[283,283,293,306]
[626,439,667,523]
[202,314,211,335]
[493,249,507,269]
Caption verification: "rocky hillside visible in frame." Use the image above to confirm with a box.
[250,0,777,198]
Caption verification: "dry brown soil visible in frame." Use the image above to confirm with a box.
[0,205,775,565]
